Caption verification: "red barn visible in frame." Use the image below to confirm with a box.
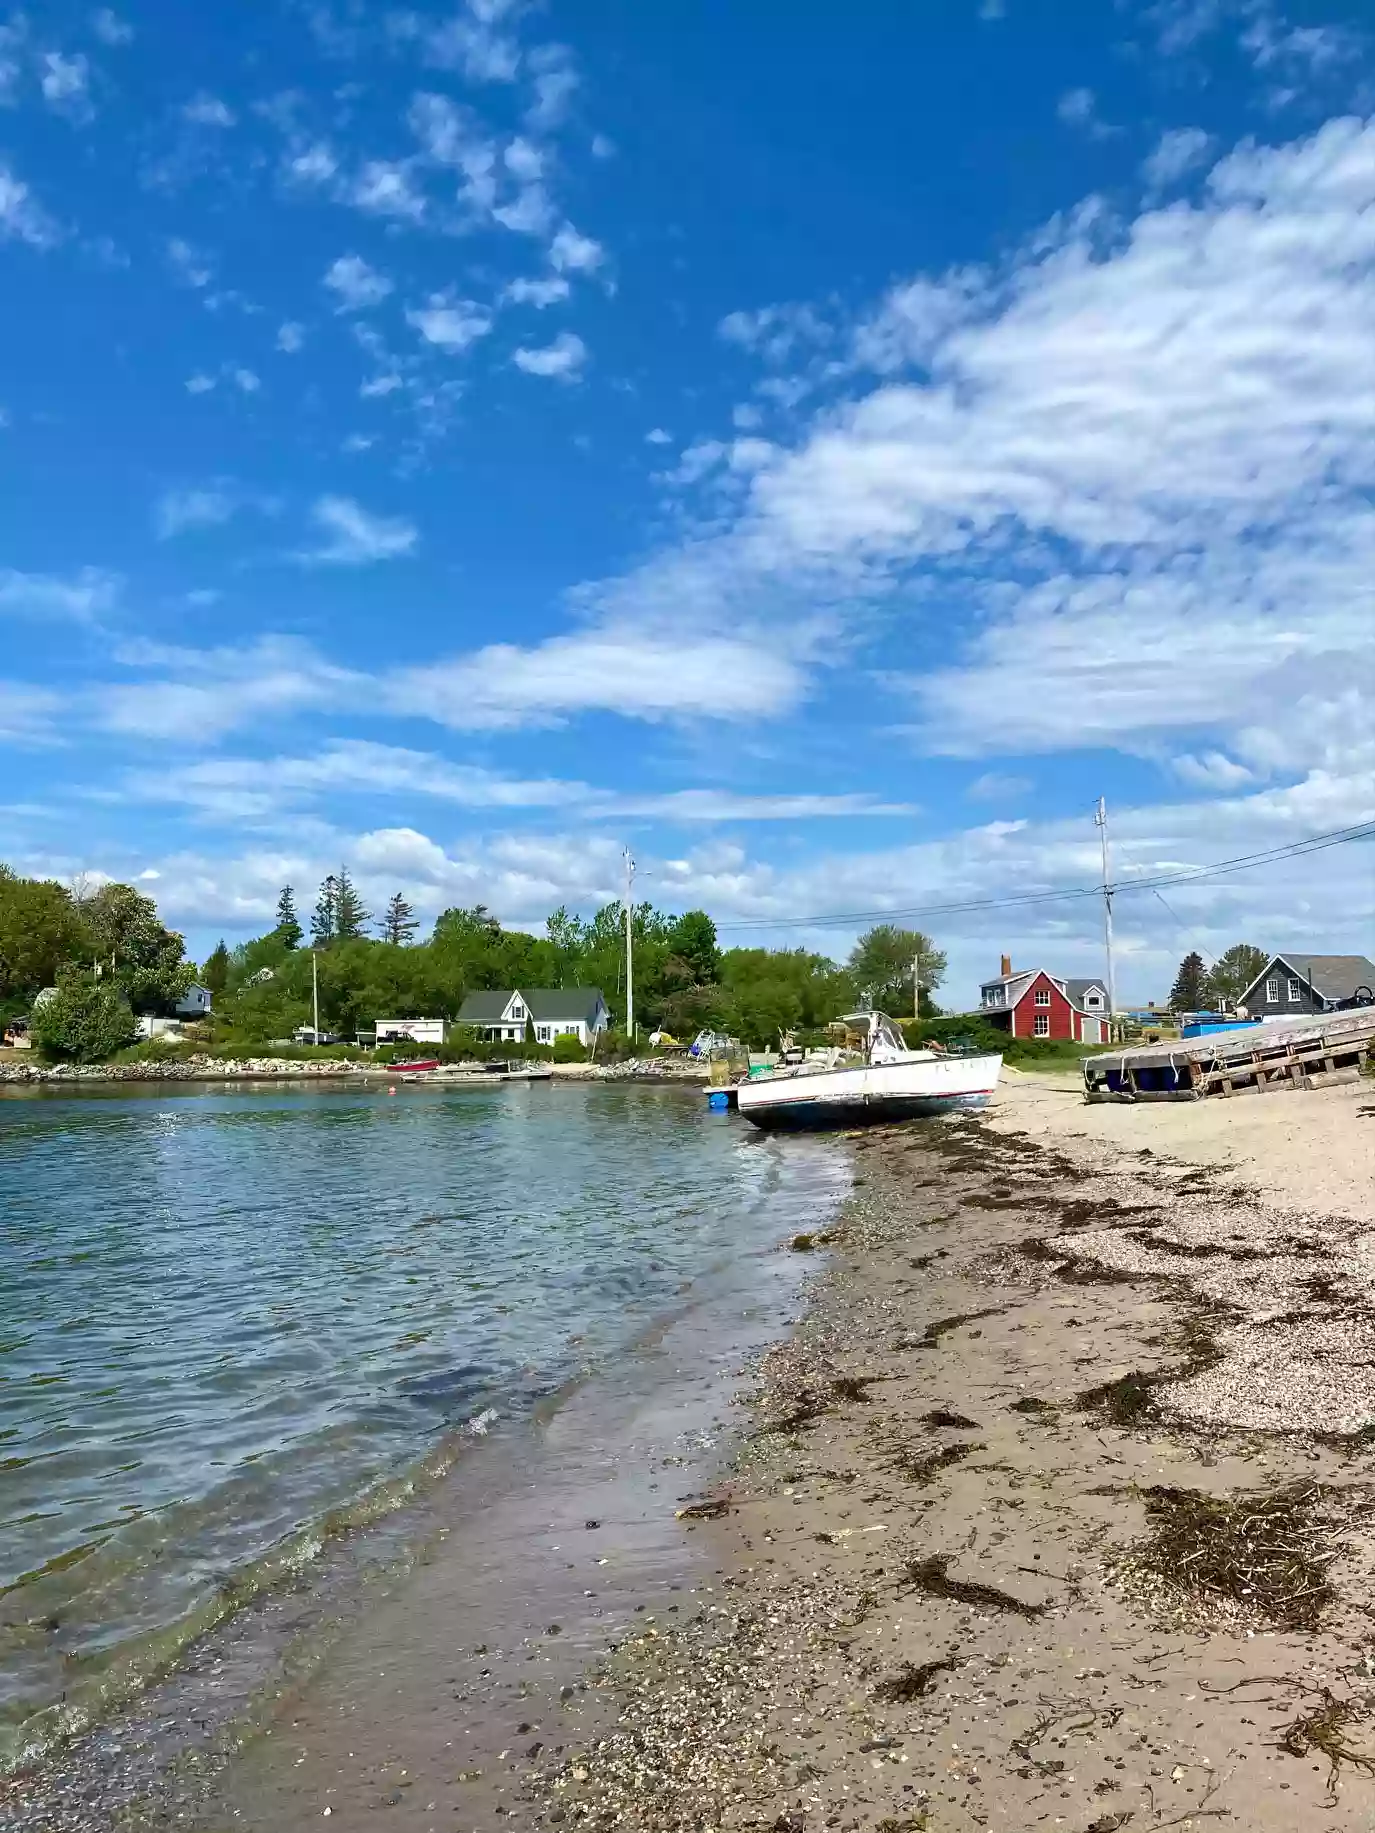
[977,957,1110,1045]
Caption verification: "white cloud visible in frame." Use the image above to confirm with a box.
[91,10,133,46]
[494,182,555,236]
[506,274,570,307]
[349,158,427,222]
[324,253,393,311]
[297,495,418,566]
[233,367,261,394]
[719,303,832,365]
[0,681,59,743]
[504,136,543,182]
[98,637,360,742]
[591,133,615,160]
[360,373,403,397]
[185,372,217,395]
[276,321,305,353]
[644,427,673,445]
[0,164,59,247]
[0,567,117,622]
[549,223,603,273]
[406,293,493,351]
[283,141,339,187]
[424,9,520,83]
[40,52,92,122]
[1142,126,1214,188]
[1056,86,1116,137]
[122,739,917,824]
[512,329,586,379]
[166,236,213,287]
[383,625,808,730]
[154,487,236,539]
[967,773,1033,802]
[525,54,578,132]
[182,93,236,128]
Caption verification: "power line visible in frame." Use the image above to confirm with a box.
[719,814,1375,935]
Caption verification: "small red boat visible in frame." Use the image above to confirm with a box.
[391,1059,440,1074]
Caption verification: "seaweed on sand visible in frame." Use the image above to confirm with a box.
[873,1656,957,1702]
[1077,1370,1159,1427]
[762,1373,888,1434]
[1280,1688,1375,1798]
[1124,1480,1342,1631]
[914,1308,1003,1348]
[900,1553,1045,1618]
[891,1441,985,1487]
[922,1409,980,1429]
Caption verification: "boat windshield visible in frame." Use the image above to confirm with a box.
[837,1011,910,1061]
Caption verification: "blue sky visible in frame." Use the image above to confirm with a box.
[3,0,1375,1003]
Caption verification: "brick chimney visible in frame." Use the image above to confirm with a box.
[1000,953,1012,978]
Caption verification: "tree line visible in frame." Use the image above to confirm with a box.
[0,862,949,1061]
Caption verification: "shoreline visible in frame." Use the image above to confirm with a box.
[10,1075,1375,1831]
[0,1056,711,1087]
[523,1073,1375,1831]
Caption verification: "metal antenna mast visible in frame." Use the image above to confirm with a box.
[1095,796,1116,1025]
[623,848,636,1044]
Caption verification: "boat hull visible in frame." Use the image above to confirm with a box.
[736,1054,1001,1132]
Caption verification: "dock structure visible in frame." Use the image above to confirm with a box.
[1084,1008,1375,1102]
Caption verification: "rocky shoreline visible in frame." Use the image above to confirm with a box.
[0,1055,709,1085]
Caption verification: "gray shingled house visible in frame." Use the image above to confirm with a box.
[1239,953,1375,1018]
[456,987,610,1046]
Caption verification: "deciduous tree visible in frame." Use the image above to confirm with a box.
[1204,943,1268,1011]
[78,882,191,1012]
[846,926,946,1016]
[30,972,138,1062]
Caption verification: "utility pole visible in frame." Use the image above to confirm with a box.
[1095,796,1116,1030]
[912,950,921,1023]
[312,948,320,1044]
[623,847,636,1045]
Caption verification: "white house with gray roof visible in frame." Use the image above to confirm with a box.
[457,987,610,1046]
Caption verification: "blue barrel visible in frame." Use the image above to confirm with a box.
[707,1091,731,1112]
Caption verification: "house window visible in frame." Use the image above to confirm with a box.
[510,1002,524,1020]
[1265,978,1280,1003]
[1086,993,1101,1009]
[1287,978,1302,1002]
[1033,1014,1050,1037]
[984,987,1003,1006]
[1034,988,1051,1007]
[536,1025,551,1042]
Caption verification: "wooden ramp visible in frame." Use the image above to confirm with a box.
[1083,1008,1375,1102]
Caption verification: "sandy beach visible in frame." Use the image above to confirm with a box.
[523,1069,1375,1832]
[8,1067,1375,1833]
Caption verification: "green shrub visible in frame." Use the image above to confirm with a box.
[110,1036,198,1065]
[30,972,138,1064]
[551,1034,587,1063]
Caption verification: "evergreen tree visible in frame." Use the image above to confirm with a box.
[1169,951,1209,1014]
[380,892,419,946]
[311,875,338,947]
[202,940,231,997]
[274,885,302,949]
[333,866,370,940]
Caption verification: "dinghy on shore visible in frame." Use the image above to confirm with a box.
[735,1011,1001,1132]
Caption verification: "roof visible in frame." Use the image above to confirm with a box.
[458,987,607,1025]
[1064,978,1107,1006]
[1243,954,1375,1003]
[457,990,517,1023]
[525,987,606,1022]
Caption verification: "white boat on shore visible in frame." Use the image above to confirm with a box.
[735,1011,1002,1132]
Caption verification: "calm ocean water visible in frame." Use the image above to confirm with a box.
[0,1079,848,1765]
